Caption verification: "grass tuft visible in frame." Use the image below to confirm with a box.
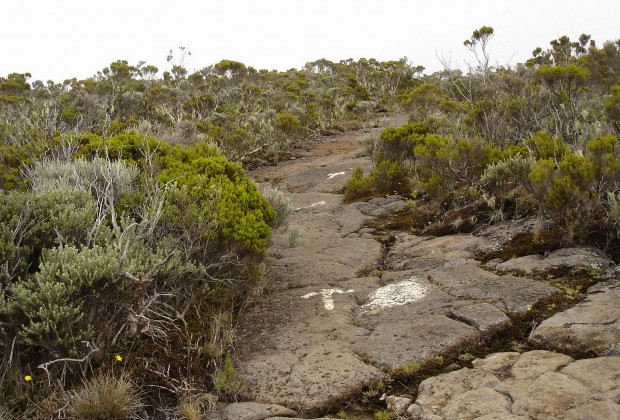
[67,374,142,420]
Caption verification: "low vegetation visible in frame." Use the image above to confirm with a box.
[347,28,620,259]
[1,25,619,417]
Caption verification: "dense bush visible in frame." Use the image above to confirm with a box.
[344,167,374,201]
[0,135,275,416]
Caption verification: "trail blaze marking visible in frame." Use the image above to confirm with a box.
[360,277,427,313]
[302,288,354,310]
[294,200,326,211]
[327,172,345,179]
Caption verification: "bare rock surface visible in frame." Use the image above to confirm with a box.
[413,350,620,419]
[219,402,297,420]
[473,218,538,256]
[386,395,413,415]
[356,195,410,216]
[530,280,620,355]
[450,303,510,332]
[234,114,615,415]
[427,264,560,312]
[494,247,613,276]
[268,192,383,288]
[386,234,483,270]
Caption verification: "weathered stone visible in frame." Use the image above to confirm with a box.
[442,257,481,268]
[427,264,560,312]
[273,235,383,288]
[530,281,620,355]
[406,403,425,419]
[416,368,501,412]
[473,217,539,256]
[564,400,620,420]
[399,257,446,271]
[237,343,383,410]
[482,258,503,270]
[221,402,297,420]
[442,388,511,419]
[367,197,388,205]
[496,371,595,418]
[413,351,620,419]
[265,418,329,420]
[386,234,482,269]
[451,303,510,331]
[357,203,385,216]
[508,350,573,379]
[357,196,409,216]
[560,356,620,392]
[495,247,613,276]
[608,264,620,279]
[494,254,544,275]
[384,200,409,213]
[350,315,477,366]
[386,395,413,415]
[471,352,520,374]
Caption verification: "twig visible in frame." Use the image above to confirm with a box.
[37,343,100,386]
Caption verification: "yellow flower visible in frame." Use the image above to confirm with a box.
[24,375,32,382]
[115,354,123,362]
[527,307,532,311]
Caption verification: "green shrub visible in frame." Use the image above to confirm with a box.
[272,112,303,150]
[480,155,534,215]
[586,134,620,193]
[158,150,275,256]
[359,134,379,163]
[374,410,396,420]
[344,167,373,201]
[74,132,170,164]
[369,160,407,194]
[377,122,428,163]
[525,131,567,161]
[221,128,256,161]
[10,245,117,348]
[345,161,408,202]
[604,86,620,132]
[1,136,276,411]
[0,187,99,287]
[214,351,244,398]
[288,226,300,248]
[527,158,556,209]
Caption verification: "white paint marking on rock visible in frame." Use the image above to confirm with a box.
[360,277,427,313]
[302,288,354,310]
[327,171,345,180]
[294,200,326,211]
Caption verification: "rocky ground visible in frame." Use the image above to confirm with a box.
[209,114,620,419]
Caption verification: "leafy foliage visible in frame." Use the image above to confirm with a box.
[0,134,274,415]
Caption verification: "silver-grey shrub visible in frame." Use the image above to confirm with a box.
[261,186,293,230]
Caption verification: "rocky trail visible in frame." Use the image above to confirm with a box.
[212,114,620,419]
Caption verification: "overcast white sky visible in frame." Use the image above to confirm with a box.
[2,0,618,82]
